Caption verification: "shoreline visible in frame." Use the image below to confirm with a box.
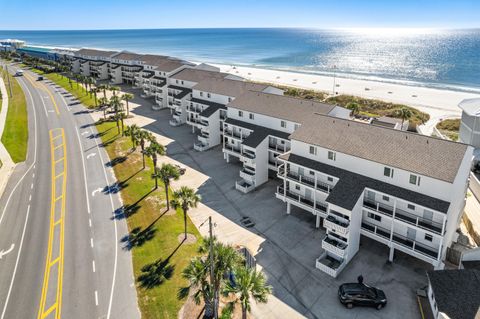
[23,43,480,118]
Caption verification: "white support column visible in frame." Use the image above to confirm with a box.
[388,245,395,262]
[390,197,397,242]
[226,153,230,163]
[316,214,320,228]
[287,202,291,215]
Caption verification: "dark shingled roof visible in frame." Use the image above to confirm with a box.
[190,98,226,118]
[290,114,469,183]
[228,91,336,123]
[170,68,228,83]
[224,118,290,148]
[193,78,268,97]
[427,269,480,319]
[75,48,117,57]
[112,52,143,61]
[279,153,450,213]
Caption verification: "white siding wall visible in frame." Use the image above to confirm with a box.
[227,107,298,134]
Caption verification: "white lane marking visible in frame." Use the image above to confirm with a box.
[30,183,33,189]
[32,173,35,178]
[86,153,96,160]
[90,238,94,248]
[28,195,31,202]
[89,218,92,227]
[91,188,102,197]
[89,126,119,319]
[0,244,15,259]
[47,110,55,113]
[92,260,96,273]
[94,290,99,306]
[74,127,91,214]
[81,131,89,136]
[0,205,31,319]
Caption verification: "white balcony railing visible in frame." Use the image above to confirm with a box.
[315,251,345,278]
[321,236,347,258]
[324,215,349,236]
[235,180,255,193]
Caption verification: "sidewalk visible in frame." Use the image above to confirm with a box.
[0,74,16,198]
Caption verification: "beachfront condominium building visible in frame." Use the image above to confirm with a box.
[71,48,118,80]
[135,55,192,110]
[223,91,350,193]
[275,114,473,277]
[188,78,284,153]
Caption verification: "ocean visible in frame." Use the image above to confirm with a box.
[1,28,479,92]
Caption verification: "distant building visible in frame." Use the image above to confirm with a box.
[0,39,25,51]
[459,98,480,149]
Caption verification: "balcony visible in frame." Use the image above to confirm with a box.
[236,180,255,193]
[361,222,439,261]
[285,170,333,194]
[223,129,243,140]
[242,151,256,166]
[322,235,347,258]
[315,251,345,278]
[169,119,183,127]
[240,168,256,183]
[194,142,210,152]
[363,199,443,235]
[276,186,328,215]
[223,143,242,156]
[198,132,209,144]
[198,120,209,127]
[324,215,349,236]
[268,143,287,153]
[188,105,203,113]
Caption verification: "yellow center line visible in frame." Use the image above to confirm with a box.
[54,144,64,151]
[37,129,67,319]
[24,73,60,115]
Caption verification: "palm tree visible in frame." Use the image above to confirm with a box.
[156,164,180,208]
[109,95,122,117]
[98,84,108,99]
[119,112,127,134]
[223,266,272,319]
[98,97,109,119]
[91,87,99,107]
[171,186,200,240]
[396,107,412,127]
[124,124,140,150]
[113,113,121,134]
[144,140,166,172]
[178,257,214,318]
[346,102,360,117]
[110,85,120,97]
[138,130,154,169]
[121,93,134,117]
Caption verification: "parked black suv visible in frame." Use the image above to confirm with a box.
[338,283,387,310]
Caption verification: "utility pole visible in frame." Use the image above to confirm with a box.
[209,216,218,319]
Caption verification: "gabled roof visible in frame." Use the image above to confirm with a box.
[75,48,117,58]
[193,78,268,97]
[290,114,469,183]
[140,54,191,72]
[227,91,336,124]
[427,269,480,319]
[170,68,228,83]
[112,51,143,61]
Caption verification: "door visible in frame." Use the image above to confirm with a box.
[298,167,304,177]
[406,228,416,244]
[305,188,312,201]
[423,210,433,224]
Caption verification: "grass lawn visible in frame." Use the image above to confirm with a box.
[1,69,28,163]
[96,121,201,319]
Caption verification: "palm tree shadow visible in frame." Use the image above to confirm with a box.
[121,226,157,250]
[105,156,127,167]
[121,167,142,184]
[111,188,154,220]
[137,240,185,289]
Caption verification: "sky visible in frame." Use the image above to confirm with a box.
[0,0,479,30]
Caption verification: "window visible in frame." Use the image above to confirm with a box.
[228,97,232,102]
[382,195,389,202]
[249,113,254,120]
[309,170,314,176]
[207,93,211,98]
[238,111,243,117]
[281,120,286,128]
[309,146,317,155]
[200,92,203,97]
[367,212,381,222]
[327,176,334,182]
[425,234,433,242]
[328,151,336,161]
[407,204,415,210]
[295,184,300,191]
[409,174,421,186]
[294,124,300,130]
[384,167,394,178]
[176,80,179,84]
[181,81,184,85]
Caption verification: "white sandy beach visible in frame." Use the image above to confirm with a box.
[214,63,479,121]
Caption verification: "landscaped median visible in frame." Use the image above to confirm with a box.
[95,120,201,319]
[1,69,28,163]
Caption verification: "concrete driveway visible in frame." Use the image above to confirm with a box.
[113,85,430,319]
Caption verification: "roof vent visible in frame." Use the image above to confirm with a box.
[405,135,408,139]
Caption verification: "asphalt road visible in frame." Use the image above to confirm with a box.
[0,65,140,319]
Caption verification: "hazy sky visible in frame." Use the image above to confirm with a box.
[1,0,479,30]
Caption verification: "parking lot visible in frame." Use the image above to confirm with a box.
[122,87,430,319]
